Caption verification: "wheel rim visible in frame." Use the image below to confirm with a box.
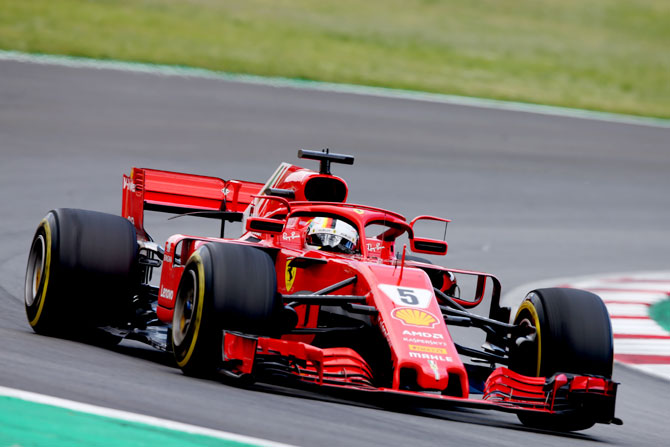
[25,235,46,307]
[173,269,197,346]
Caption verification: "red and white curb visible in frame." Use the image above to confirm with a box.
[560,272,670,381]
[504,271,670,381]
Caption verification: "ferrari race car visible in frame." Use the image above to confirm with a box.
[24,150,620,431]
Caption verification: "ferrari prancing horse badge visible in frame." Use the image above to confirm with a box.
[285,260,297,291]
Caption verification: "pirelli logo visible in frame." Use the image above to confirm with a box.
[409,345,447,354]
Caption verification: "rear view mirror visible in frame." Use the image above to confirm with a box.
[409,215,450,256]
[246,217,285,234]
[410,237,448,255]
[246,194,290,234]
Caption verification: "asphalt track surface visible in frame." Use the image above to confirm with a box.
[1,59,670,446]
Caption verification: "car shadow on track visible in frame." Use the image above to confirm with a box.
[242,381,604,441]
[409,407,602,441]
[68,331,611,442]
[109,340,175,367]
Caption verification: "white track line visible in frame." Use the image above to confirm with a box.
[611,319,668,336]
[1,50,669,129]
[0,386,296,447]
[596,291,666,305]
[606,303,650,317]
[613,339,670,356]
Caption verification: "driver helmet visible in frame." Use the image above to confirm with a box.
[306,217,359,254]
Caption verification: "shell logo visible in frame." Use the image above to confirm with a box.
[391,308,439,328]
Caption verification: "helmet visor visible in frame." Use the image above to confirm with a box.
[307,217,358,254]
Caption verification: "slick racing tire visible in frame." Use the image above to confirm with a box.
[25,209,138,338]
[509,287,613,431]
[172,243,280,377]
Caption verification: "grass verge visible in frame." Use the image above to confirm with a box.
[650,300,670,333]
[1,0,668,118]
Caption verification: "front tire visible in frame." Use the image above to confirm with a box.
[25,209,137,337]
[510,287,613,431]
[172,243,280,377]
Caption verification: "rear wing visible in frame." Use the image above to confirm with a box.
[122,168,263,240]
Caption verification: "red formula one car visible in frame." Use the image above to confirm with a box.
[24,150,620,431]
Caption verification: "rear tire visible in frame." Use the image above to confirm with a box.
[510,287,613,431]
[25,209,137,338]
[172,243,280,377]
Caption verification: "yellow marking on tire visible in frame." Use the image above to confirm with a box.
[176,253,205,368]
[29,219,52,327]
[516,300,542,377]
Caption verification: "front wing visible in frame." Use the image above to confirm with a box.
[222,333,621,426]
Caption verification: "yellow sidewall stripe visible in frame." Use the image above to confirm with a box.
[515,300,542,377]
[176,253,205,368]
[29,218,52,327]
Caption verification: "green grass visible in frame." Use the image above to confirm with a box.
[1,0,669,117]
[650,299,670,333]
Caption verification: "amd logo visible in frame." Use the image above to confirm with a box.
[402,330,444,339]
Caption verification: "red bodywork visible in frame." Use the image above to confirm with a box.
[121,159,619,425]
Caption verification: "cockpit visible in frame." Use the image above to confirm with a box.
[278,205,413,260]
